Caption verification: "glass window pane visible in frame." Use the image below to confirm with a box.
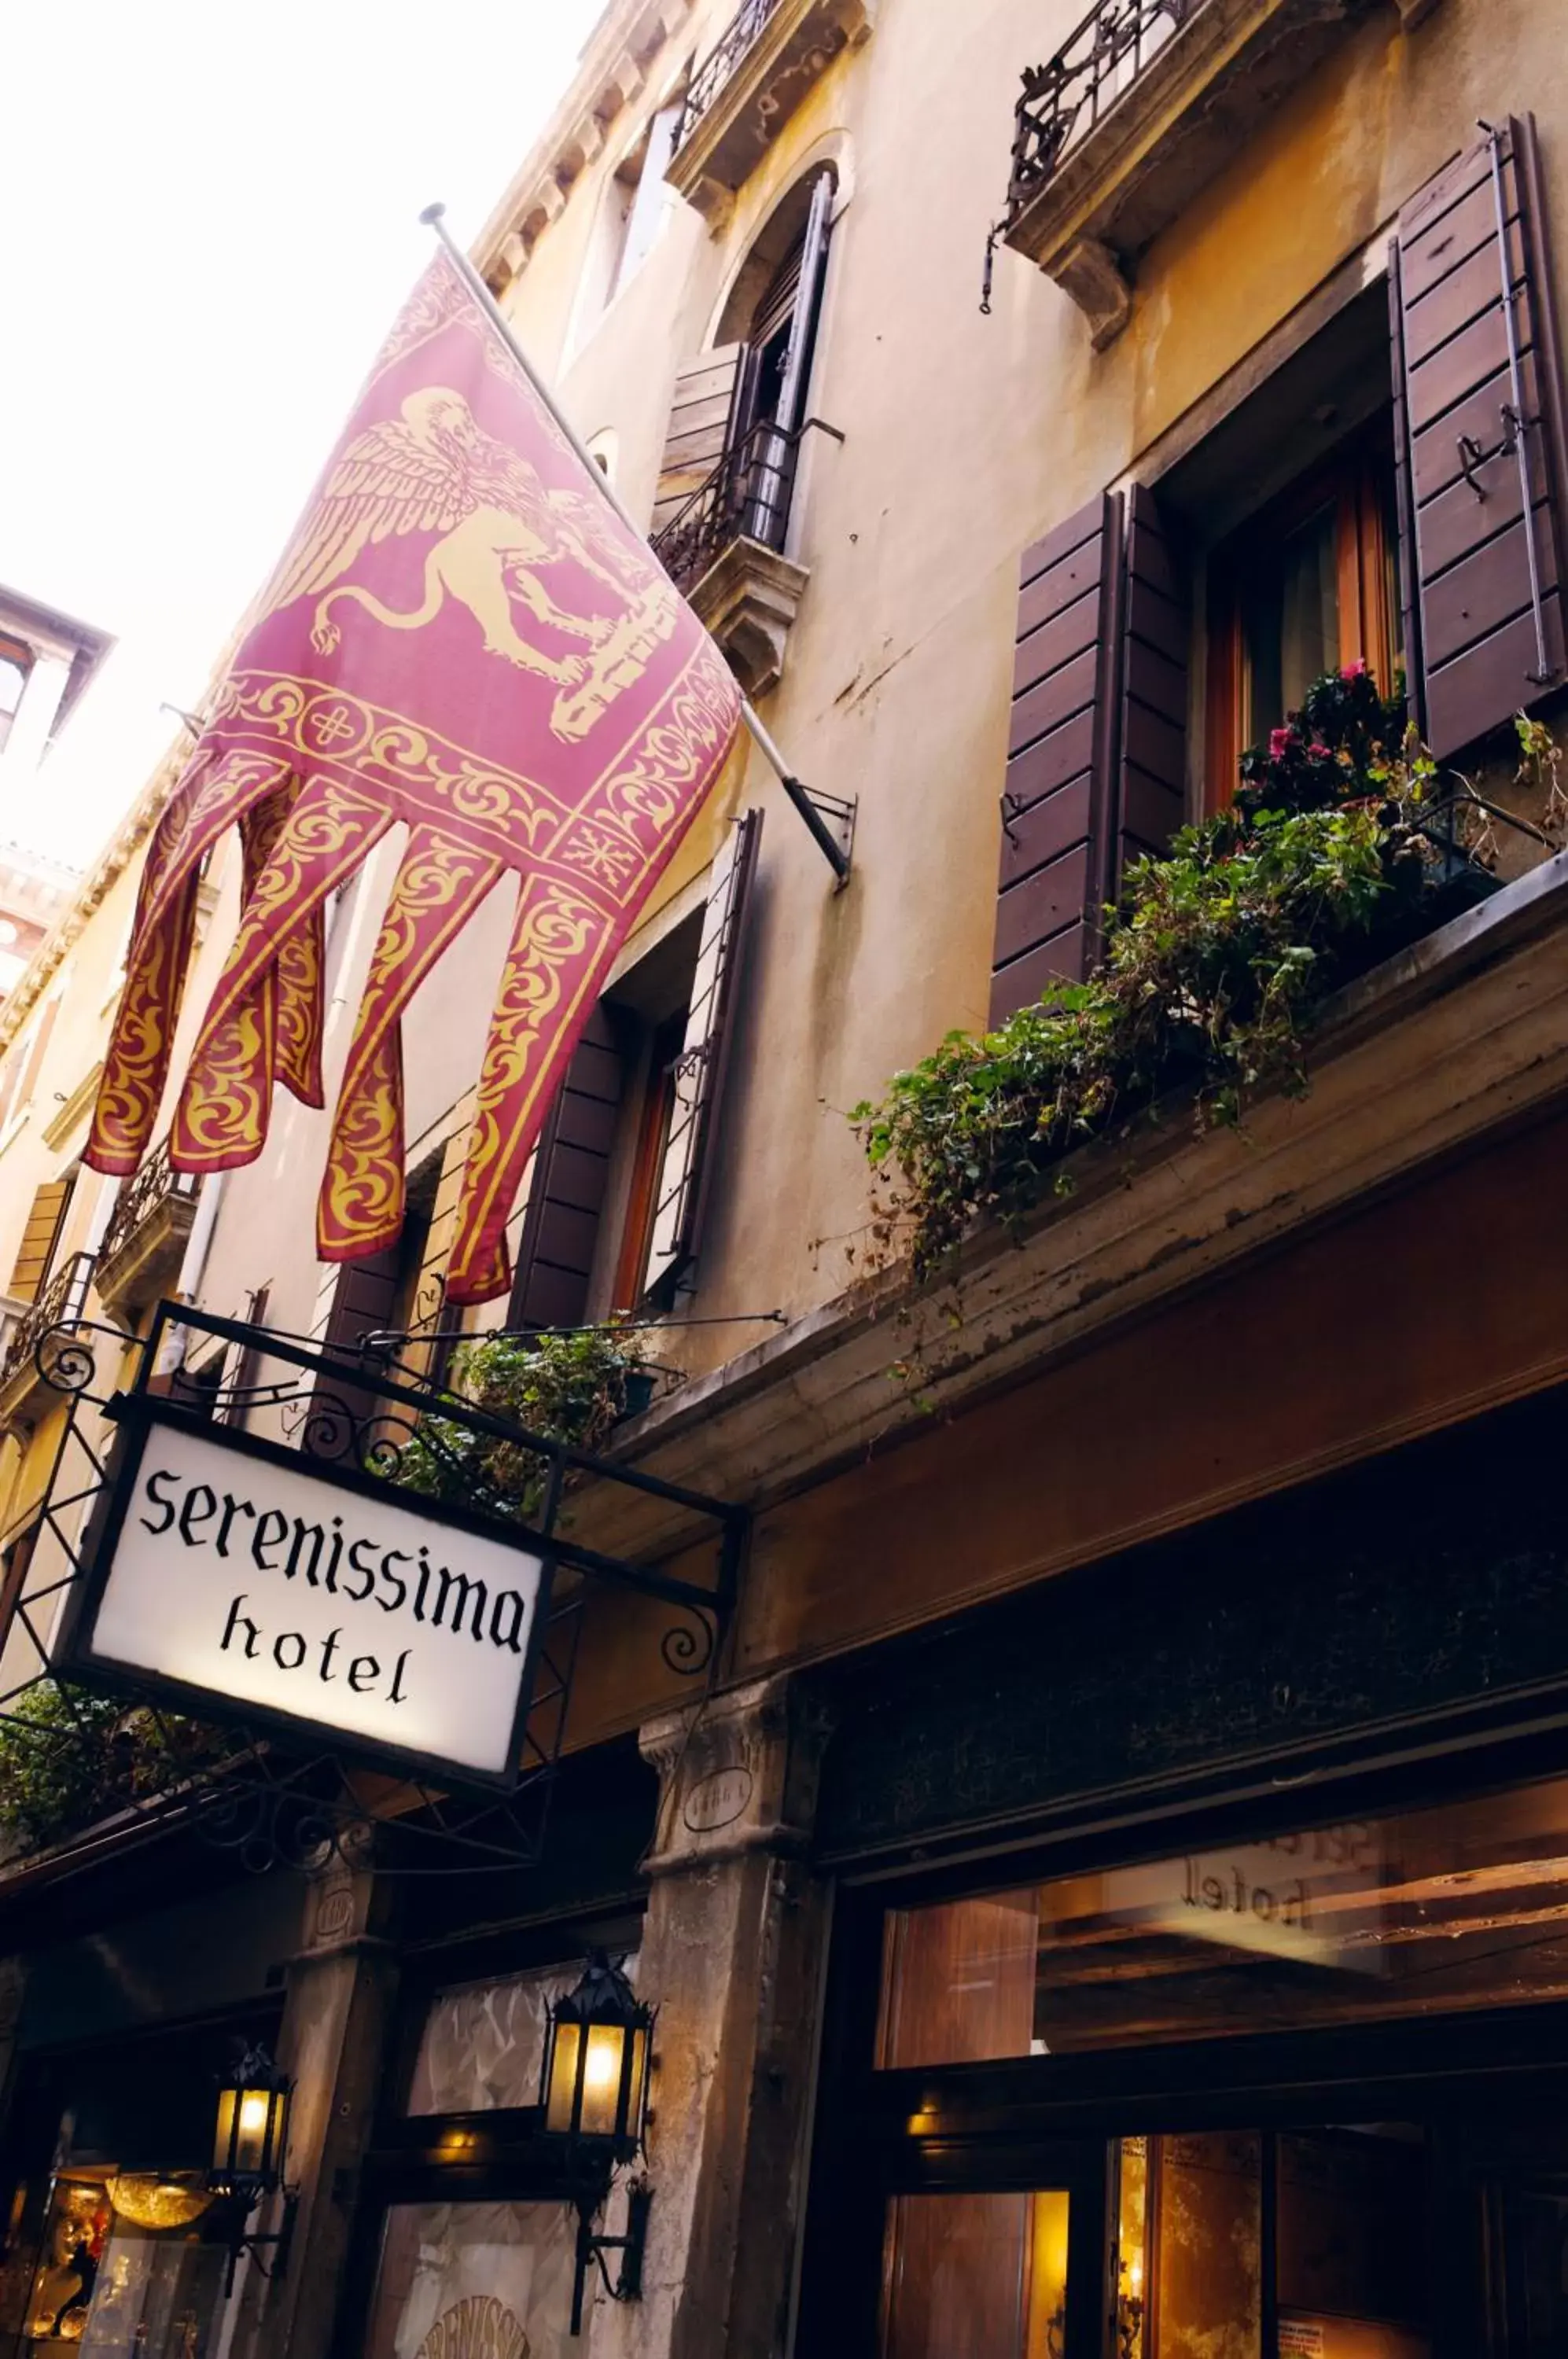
[877,1772,1568,2067]
[882,2190,1070,2359]
[1154,2133,1261,2359]
[878,1890,1039,2069]
[1244,502,1340,741]
[364,2200,574,2359]
[1113,2129,1431,2359]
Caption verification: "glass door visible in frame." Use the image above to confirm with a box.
[882,2184,1085,2359]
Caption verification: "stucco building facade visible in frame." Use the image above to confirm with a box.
[4,0,1568,2353]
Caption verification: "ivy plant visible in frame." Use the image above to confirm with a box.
[0,1681,225,1856]
[852,668,1513,1281]
[393,1324,651,1527]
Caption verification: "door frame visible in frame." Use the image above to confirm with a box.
[797,1724,1568,2359]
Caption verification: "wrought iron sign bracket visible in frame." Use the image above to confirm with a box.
[131,1299,750,1661]
[0,1296,749,1882]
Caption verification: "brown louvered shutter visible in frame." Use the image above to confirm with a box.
[992,494,1120,1023]
[645,809,763,1294]
[509,1005,627,1330]
[1117,484,1189,886]
[308,1248,402,1442]
[1390,114,1568,759]
[8,1177,72,1306]
[992,489,1187,1023]
[651,345,746,539]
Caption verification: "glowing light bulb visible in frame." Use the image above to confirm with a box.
[237,2095,270,2136]
[583,2034,620,2090]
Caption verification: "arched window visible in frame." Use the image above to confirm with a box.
[722,167,836,551]
[651,165,837,591]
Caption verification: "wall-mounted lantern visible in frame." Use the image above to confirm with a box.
[208,2042,298,2295]
[539,1952,657,2335]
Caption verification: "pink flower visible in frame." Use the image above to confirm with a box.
[1309,742,1331,759]
[1269,727,1294,760]
[1341,657,1368,680]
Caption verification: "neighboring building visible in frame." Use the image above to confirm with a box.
[2,4,1568,2358]
[0,845,79,1006]
[0,586,110,797]
[0,587,110,1012]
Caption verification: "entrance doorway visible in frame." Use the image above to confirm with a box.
[800,1761,1568,2357]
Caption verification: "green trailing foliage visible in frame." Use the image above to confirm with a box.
[0,1681,226,1855]
[392,1323,651,1526]
[853,668,1510,1282]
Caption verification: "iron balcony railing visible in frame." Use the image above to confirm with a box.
[651,415,801,593]
[676,0,785,149]
[0,1252,95,1396]
[98,1135,201,1272]
[1008,0,1197,221]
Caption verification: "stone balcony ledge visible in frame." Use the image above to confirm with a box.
[1003,0,1436,348]
[573,846,1568,1565]
[668,0,872,219]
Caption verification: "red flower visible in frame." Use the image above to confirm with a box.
[1309,742,1331,758]
[1269,727,1294,760]
[1341,657,1368,680]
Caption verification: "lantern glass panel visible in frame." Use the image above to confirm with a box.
[579,2024,628,2140]
[545,2021,580,2136]
[214,2081,286,2182]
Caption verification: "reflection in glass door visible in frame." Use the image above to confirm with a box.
[882,2188,1073,2359]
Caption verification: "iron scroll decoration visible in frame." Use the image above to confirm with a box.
[0,1295,746,1879]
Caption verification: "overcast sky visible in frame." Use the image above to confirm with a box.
[1,0,602,869]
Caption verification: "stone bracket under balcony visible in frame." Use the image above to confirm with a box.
[94,1167,200,1319]
[686,535,811,699]
[1004,0,1426,349]
[668,0,874,220]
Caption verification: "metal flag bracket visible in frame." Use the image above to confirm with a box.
[420,204,858,888]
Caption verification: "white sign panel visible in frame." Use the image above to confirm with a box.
[77,1415,547,1786]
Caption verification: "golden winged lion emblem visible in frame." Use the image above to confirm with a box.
[266,386,681,742]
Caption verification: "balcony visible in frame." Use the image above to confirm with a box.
[0,1253,97,1431]
[668,0,873,219]
[651,417,812,696]
[1003,0,1413,348]
[94,1139,201,1319]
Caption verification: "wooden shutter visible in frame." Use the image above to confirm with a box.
[644,809,764,1295]
[1117,484,1189,883]
[773,171,835,439]
[308,1248,402,1441]
[8,1177,72,1306]
[651,344,746,538]
[992,495,1121,1022]
[219,1284,270,1429]
[1389,115,1568,759]
[992,488,1187,1024]
[509,1005,627,1330]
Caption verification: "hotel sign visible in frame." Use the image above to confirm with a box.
[61,1400,551,1790]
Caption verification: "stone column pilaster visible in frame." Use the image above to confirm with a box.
[591,1674,833,2359]
[230,1831,399,2359]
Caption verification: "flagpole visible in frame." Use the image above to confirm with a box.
[420,203,854,886]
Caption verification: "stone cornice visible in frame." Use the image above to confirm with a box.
[473,0,698,295]
[574,854,1568,1567]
